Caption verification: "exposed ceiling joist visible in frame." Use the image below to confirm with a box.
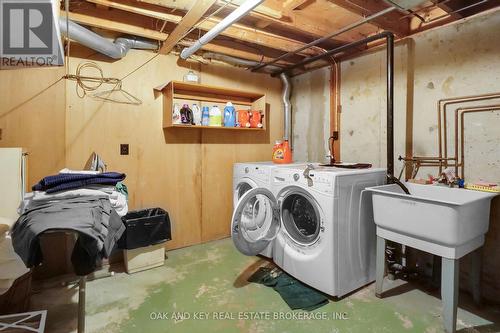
[131,0,367,44]
[80,1,324,56]
[159,0,217,54]
[62,10,168,40]
[283,0,312,14]
[326,0,411,36]
[177,40,293,66]
[87,0,174,20]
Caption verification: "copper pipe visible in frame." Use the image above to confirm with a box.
[457,104,500,179]
[438,92,500,172]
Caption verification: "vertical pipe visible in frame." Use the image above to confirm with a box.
[280,73,292,143]
[387,33,395,178]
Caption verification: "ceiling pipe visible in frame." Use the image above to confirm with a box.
[59,17,158,59]
[201,52,282,73]
[180,0,264,60]
[251,6,396,72]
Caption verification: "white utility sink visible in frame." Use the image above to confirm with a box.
[367,183,497,259]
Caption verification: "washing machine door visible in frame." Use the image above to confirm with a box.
[233,178,257,208]
[231,187,280,256]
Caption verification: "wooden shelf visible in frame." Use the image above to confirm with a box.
[161,81,266,130]
[171,124,265,131]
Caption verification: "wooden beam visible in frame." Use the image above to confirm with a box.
[177,40,293,66]
[62,10,168,40]
[283,0,311,14]
[327,0,411,36]
[81,1,323,56]
[87,0,175,20]
[135,0,364,44]
[159,0,217,54]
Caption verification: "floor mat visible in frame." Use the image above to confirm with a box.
[248,267,329,311]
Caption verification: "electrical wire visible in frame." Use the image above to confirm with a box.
[65,61,120,98]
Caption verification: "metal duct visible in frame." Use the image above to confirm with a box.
[202,52,292,144]
[280,73,292,142]
[180,0,264,59]
[59,18,158,59]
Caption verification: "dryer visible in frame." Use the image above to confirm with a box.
[231,163,386,297]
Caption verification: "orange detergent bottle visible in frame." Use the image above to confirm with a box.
[272,140,293,164]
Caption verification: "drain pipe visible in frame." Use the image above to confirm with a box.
[180,0,264,60]
[202,52,293,149]
[59,18,158,59]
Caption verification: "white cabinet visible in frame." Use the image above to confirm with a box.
[0,148,25,219]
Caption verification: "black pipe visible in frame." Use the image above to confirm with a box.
[386,32,395,179]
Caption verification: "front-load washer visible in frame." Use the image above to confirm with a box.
[232,162,304,258]
[233,162,277,258]
[231,163,386,297]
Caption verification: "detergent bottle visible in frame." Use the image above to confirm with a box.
[237,110,251,128]
[249,111,263,128]
[209,105,222,126]
[180,104,194,125]
[223,102,236,127]
[192,104,202,125]
[272,140,293,164]
[201,106,210,126]
[172,103,181,124]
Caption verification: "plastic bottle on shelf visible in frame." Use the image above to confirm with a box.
[223,102,236,127]
[172,103,181,124]
[180,104,194,125]
[209,105,222,127]
[192,104,202,125]
[201,106,210,126]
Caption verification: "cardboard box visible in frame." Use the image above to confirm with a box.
[124,243,166,274]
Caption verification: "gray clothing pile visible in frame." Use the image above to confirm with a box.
[11,196,125,276]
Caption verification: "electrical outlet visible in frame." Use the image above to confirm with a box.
[120,144,129,155]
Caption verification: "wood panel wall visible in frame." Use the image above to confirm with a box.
[65,46,283,249]
[0,67,66,187]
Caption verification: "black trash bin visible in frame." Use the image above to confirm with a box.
[118,208,172,250]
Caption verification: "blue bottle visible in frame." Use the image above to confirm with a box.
[201,106,210,126]
[223,102,236,127]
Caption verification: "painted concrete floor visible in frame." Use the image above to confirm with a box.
[31,238,500,333]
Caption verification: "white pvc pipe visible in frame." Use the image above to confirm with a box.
[180,0,264,59]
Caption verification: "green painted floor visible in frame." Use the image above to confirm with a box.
[31,238,500,333]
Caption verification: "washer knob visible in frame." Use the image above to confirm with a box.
[245,167,249,173]
[293,173,300,181]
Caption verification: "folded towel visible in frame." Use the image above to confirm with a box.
[32,172,126,193]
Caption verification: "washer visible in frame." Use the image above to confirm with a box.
[233,162,277,258]
[231,163,386,297]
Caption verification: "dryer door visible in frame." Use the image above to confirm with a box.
[231,187,280,256]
